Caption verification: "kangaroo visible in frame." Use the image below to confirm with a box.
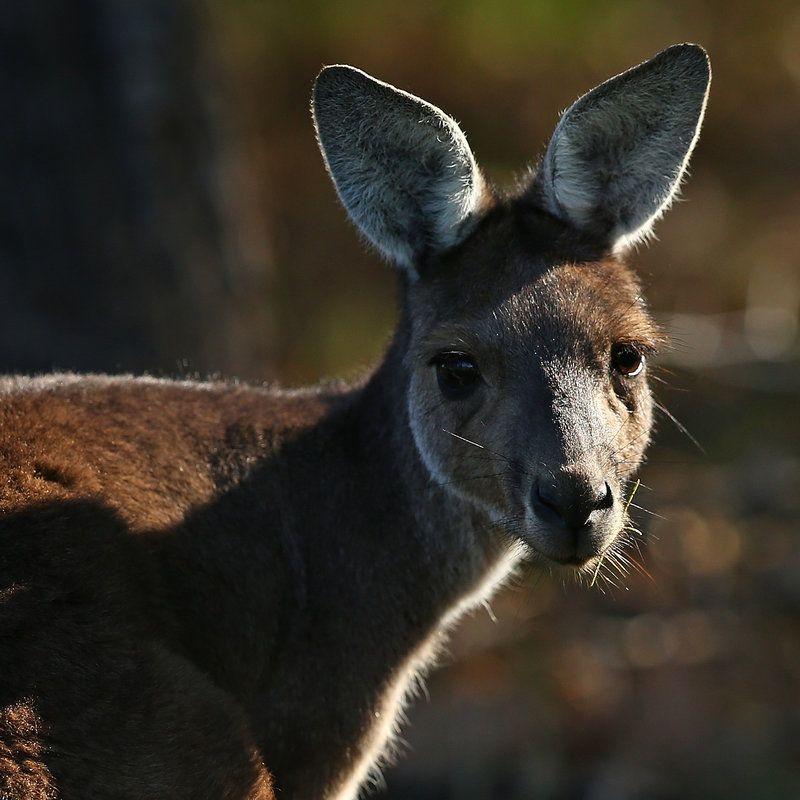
[0,44,709,800]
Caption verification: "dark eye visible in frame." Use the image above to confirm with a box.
[611,343,645,378]
[432,352,482,400]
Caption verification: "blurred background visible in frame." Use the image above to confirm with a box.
[2,1,798,797]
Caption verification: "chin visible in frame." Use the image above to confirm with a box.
[517,523,626,576]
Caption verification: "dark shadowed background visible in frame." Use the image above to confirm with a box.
[2,1,798,798]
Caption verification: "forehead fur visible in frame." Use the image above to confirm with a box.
[521,261,662,353]
[409,201,662,356]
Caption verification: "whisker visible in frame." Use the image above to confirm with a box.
[430,471,510,489]
[442,429,533,478]
[627,502,667,520]
[620,545,654,582]
[654,401,705,454]
[592,478,640,587]
[442,429,486,451]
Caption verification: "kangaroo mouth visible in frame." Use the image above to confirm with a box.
[544,551,591,567]
[527,541,602,569]
[516,516,623,572]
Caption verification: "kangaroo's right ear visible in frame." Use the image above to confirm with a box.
[313,66,486,277]
[529,43,711,253]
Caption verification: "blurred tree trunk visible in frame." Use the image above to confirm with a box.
[0,0,272,378]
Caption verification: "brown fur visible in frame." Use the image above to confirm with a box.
[0,378,310,799]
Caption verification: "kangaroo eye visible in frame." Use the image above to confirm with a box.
[432,352,482,400]
[611,343,645,378]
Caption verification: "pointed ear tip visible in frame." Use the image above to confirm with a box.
[660,42,712,80]
[313,64,366,101]
[316,64,360,81]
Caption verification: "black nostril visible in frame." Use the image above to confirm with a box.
[534,482,565,526]
[533,477,615,531]
[597,480,614,510]
[536,482,560,512]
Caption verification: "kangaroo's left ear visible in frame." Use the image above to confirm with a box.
[529,43,711,252]
[313,65,486,277]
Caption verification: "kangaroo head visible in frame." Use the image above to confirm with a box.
[313,45,710,570]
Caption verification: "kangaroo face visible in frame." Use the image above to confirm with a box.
[405,211,662,566]
[313,45,710,568]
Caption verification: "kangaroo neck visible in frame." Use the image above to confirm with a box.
[253,322,519,799]
[314,314,514,633]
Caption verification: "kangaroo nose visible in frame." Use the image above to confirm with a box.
[533,475,613,531]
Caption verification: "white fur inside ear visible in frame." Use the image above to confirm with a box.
[538,44,711,252]
[313,66,485,275]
